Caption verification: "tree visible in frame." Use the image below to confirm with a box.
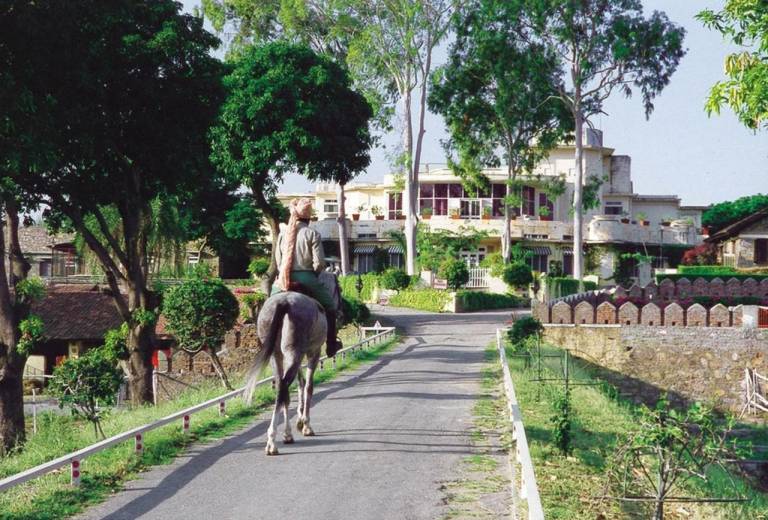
[502,262,534,290]
[380,268,411,291]
[439,258,469,290]
[348,0,455,276]
[9,0,226,405]
[512,0,686,281]
[162,270,239,389]
[49,349,123,439]
[698,1,768,130]
[608,397,737,520]
[429,0,569,263]
[702,193,768,233]
[210,42,372,283]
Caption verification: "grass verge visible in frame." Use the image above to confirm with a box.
[0,335,400,520]
[505,341,768,520]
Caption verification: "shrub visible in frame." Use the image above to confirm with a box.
[240,291,267,322]
[551,388,573,456]
[681,243,717,265]
[49,349,123,438]
[548,277,598,298]
[439,258,469,290]
[341,296,371,324]
[247,257,270,277]
[162,274,239,389]
[480,252,505,277]
[507,316,543,345]
[380,268,410,291]
[677,265,737,276]
[389,289,451,313]
[456,291,526,311]
[502,262,533,289]
[339,273,379,302]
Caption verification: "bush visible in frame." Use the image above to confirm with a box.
[507,316,543,345]
[389,289,451,313]
[341,296,371,324]
[680,243,718,266]
[502,262,533,289]
[456,291,526,311]
[677,265,737,276]
[247,257,270,277]
[339,273,379,302]
[380,268,411,291]
[480,252,505,277]
[439,258,469,290]
[548,277,598,298]
[49,349,123,438]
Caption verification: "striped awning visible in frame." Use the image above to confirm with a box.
[388,245,404,254]
[353,245,376,254]
[525,246,552,255]
[561,247,573,256]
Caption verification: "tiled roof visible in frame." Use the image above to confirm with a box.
[6,225,75,255]
[706,208,768,243]
[32,286,123,341]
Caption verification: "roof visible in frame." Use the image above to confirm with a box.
[10,225,75,255]
[32,286,123,342]
[706,208,768,243]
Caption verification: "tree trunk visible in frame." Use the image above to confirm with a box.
[0,359,25,455]
[205,349,233,390]
[572,96,585,282]
[337,183,350,275]
[126,322,154,406]
[402,86,417,276]
[503,165,513,263]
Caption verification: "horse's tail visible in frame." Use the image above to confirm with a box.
[243,297,290,406]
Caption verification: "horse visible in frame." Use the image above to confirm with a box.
[243,271,342,455]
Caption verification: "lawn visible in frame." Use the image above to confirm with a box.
[502,341,768,519]
[0,336,400,520]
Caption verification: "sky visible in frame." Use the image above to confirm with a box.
[182,0,768,207]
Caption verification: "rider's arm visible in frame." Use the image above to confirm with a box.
[312,231,326,273]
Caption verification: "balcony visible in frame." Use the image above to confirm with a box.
[586,216,701,246]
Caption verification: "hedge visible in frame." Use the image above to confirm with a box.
[389,289,451,313]
[548,277,598,298]
[339,273,379,302]
[456,291,527,311]
[656,273,768,283]
[677,265,739,276]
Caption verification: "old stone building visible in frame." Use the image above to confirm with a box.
[706,208,768,268]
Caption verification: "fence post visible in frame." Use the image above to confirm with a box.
[182,414,190,435]
[135,434,143,455]
[219,401,226,416]
[71,459,81,486]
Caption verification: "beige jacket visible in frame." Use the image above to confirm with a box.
[275,222,326,274]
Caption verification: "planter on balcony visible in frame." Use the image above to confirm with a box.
[375,215,384,220]
[661,221,671,227]
[641,220,650,226]
[352,213,360,221]
[620,218,630,224]
[396,215,406,220]
[422,215,431,220]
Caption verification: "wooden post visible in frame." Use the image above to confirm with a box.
[219,401,226,416]
[135,433,143,455]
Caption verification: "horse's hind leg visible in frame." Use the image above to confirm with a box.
[300,358,319,437]
[266,358,285,455]
[296,368,306,431]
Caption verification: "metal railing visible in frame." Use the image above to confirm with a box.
[496,328,544,520]
[0,326,396,492]
[465,267,490,289]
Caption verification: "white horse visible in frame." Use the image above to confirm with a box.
[244,272,341,455]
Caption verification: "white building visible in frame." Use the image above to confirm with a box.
[278,130,704,282]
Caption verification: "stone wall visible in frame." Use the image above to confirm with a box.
[543,324,768,412]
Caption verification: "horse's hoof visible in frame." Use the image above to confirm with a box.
[296,418,305,430]
[302,425,315,436]
[283,434,295,444]
[265,444,279,456]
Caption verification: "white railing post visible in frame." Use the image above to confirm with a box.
[218,401,226,416]
[182,414,190,435]
[70,459,81,487]
[135,434,143,456]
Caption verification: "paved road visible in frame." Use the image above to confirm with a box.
[78,307,514,520]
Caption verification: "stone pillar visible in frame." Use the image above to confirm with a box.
[742,306,759,329]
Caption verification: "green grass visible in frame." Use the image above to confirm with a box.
[500,342,768,520]
[0,336,400,520]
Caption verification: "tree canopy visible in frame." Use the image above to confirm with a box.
[702,194,768,232]
[699,1,768,130]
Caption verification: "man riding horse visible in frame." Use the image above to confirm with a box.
[273,197,343,358]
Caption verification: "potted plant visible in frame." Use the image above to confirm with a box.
[450,207,461,220]
[538,206,551,221]
[352,203,365,221]
[636,212,649,226]
[371,205,384,220]
[660,216,671,227]
[620,212,630,224]
[396,213,406,220]
[482,206,492,220]
[421,207,433,220]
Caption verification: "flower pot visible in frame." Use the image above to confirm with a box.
[396,215,406,220]
[661,221,670,227]
[620,218,630,224]
[450,215,460,220]
[422,214,431,220]
[375,215,384,220]
[352,213,360,221]
[641,220,650,227]
[481,215,490,221]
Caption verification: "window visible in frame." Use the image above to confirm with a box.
[522,186,535,216]
[322,199,337,217]
[460,247,487,267]
[604,201,623,215]
[389,253,404,269]
[388,193,402,219]
[530,254,548,273]
[538,193,554,220]
[756,239,768,265]
[356,254,375,273]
